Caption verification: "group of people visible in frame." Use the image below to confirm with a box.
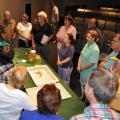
[0,10,53,61]
[0,44,120,120]
[0,38,65,120]
[0,4,120,119]
[56,12,120,119]
[72,19,120,119]
[71,32,120,119]
[0,9,77,85]
[0,48,120,120]
[76,21,120,102]
[0,65,65,120]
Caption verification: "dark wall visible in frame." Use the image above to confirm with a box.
[56,0,120,17]
[0,0,51,22]
[61,0,120,8]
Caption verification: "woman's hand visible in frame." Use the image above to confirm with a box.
[32,43,36,49]
[57,60,62,66]
[25,35,32,41]
[80,67,85,71]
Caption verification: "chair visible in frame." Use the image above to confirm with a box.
[84,18,89,22]
[116,23,120,33]
[98,19,106,31]
[103,30,114,42]
[73,17,84,31]
[74,22,87,53]
[104,21,116,32]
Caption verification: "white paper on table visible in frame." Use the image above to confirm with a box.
[27,65,59,86]
[26,83,71,106]
[41,34,49,44]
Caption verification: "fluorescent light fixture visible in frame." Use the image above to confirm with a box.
[77,8,85,12]
[77,8,92,12]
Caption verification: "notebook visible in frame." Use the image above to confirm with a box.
[41,34,49,44]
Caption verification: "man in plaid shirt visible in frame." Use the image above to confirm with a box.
[70,68,120,120]
[0,46,14,83]
[0,63,14,83]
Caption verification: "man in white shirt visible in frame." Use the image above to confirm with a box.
[0,66,35,120]
[51,0,59,31]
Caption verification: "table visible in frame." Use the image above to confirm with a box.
[13,48,85,120]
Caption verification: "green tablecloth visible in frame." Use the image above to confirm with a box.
[13,48,85,120]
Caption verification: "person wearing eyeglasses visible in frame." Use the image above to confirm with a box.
[99,34,120,69]
[79,18,104,52]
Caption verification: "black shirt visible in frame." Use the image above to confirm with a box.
[32,22,53,44]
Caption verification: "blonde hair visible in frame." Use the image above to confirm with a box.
[37,11,47,21]
[11,66,27,88]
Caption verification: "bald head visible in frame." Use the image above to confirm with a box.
[10,66,27,89]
